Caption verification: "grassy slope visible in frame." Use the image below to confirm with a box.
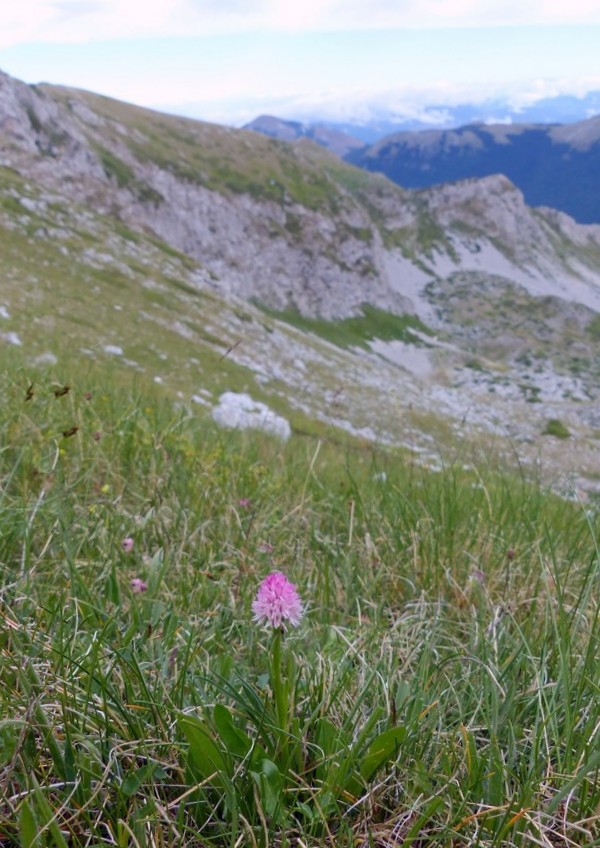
[3,154,600,501]
[0,163,365,441]
[45,86,357,215]
[5,85,600,495]
[1,361,599,846]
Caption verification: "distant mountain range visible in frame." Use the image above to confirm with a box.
[325,91,600,140]
[346,118,600,224]
[245,111,600,225]
[244,91,600,142]
[243,115,364,157]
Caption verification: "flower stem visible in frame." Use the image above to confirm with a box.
[271,628,287,736]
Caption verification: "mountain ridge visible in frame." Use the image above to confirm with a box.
[346,117,600,224]
[243,114,365,157]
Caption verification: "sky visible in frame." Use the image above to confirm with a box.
[0,1,599,127]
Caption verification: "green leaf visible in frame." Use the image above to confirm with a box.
[178,713,231,789]
[214,704,252,759]
[359,726,407,782]
[121,762,159,797]
[19,798,39,848]
[460,724,481,791]
[62,734,77,784]
[314,717,348,781]
[546,745,600,814]
[325,708,384,799]
[485,735,505,806]
[315,717,340,756]
[251,758,284,819]
[344,726,407,797]
[105,564,120,605]
[28,773,70,848]
[0,719,21,767]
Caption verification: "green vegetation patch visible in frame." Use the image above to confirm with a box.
[260,303,434,350]
[384,198,458,260]
[93,143,164,205]
[95,144,136,188]
[145,234,201,271]
[587,314,600,341]
[542,418,571,439]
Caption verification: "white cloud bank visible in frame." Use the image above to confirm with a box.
[1,0,600,48]
[160,76,600,126]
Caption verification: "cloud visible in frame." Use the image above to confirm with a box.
[157,75,600,126]
[0,0,187,48]
[328,0,600,27]
[1,0,600,48]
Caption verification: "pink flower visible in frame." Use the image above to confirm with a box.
[238,498,251,509]
[122,537,134,553]
[252,571,303,630]
[130,577,148,593]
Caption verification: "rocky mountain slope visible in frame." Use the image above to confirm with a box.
[346,117,600,224]
[2,68,600,496]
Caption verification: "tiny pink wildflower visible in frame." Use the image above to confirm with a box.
[252,571,303,630]
[469,569,486,585]
[122,537,134,553]
[130,577,148,593]
[238,498,251,509]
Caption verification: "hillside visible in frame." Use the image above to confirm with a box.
[346,117,600,224]
[243,114,365,157]
[3,362,600,847]
[2,68,600,496]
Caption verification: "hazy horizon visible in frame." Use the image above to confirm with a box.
[1,2,599,127]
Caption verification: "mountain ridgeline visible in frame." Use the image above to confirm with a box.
[345,118,600,224]
[242,114,365,158]
[245,111,600,225]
